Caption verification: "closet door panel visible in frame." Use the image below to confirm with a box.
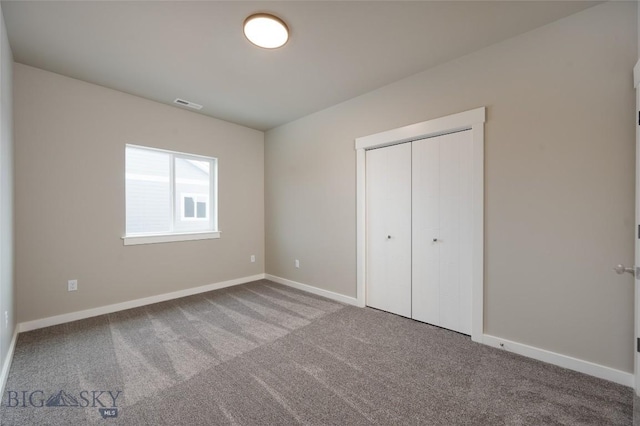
[366,143,412,318]
[412,130,473,335]
[439,133,460,331]
[411,137,440,325]
[458,131,474,335]
[439,131,473,335]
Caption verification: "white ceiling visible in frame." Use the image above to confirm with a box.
[1,1,599,131]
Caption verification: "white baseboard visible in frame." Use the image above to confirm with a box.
[18,274,266,333]
[264,276,633,388]
[0,327,18,395]
[482,334,634,388]
[13,272,633,389]
[265,274,359,306]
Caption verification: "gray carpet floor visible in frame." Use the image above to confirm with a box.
[0,279,632,425]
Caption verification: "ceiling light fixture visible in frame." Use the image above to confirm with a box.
[243,13,289,49]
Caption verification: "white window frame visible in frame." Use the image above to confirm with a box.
[123,144,220,246]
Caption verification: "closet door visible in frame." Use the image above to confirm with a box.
[366,143,412,318]
[412,130,473,335]
[411,136,440,326]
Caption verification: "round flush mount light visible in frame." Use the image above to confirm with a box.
[243,13,289,49]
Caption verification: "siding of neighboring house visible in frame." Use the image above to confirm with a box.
[126,146,170,234]
[126,149,213,235]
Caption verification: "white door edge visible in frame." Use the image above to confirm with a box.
[634,60,640,395]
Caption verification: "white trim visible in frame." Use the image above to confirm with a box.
[126,143,215,161]
[265,274,359,306]
[211,156,219,233]
[482,334,634,388]
[355,107,486,342]
[122,231,220,246]
[11,268,632,388]
[18,274,266,332]
[355,107,485,150]
[355,148,367,308]
[634,69,640,395]
[0,328,18,396]
[169,149,176,232]
[470,121,484,342]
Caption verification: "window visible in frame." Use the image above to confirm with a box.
[181,194,208,221]
[123,144,218,245]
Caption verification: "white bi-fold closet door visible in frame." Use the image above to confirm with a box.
[366,130,473,335]
[365,142,413,318]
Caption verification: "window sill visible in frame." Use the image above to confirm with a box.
[122,231,221,246]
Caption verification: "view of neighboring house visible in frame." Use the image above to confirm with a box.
[126,146,214,235]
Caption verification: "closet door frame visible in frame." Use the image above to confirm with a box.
[355,107,485,343]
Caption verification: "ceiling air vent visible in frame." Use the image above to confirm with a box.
[173,98,203,110]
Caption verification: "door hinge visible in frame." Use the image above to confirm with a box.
[637,111,639,126]
[637,337,639,353]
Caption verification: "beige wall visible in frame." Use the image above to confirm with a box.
[14,64,265,323]
[0,3,15,375]
[265,2,637,372]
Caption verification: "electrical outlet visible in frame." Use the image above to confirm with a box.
[295,259,300,269]
[68,279,78,292]
[250,255,256,263]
